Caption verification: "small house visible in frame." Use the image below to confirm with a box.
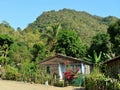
[40,54,92,80]
[104,56,120,79]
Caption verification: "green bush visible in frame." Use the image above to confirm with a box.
[105,78,120,90]
[85,76,106,90]
[85,73,120,90]
[3,65,19,80]
[85,67,120,90]
[54,80,65,87]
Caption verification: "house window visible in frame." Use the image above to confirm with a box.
[46,66,50,74]
[66,64,81,73]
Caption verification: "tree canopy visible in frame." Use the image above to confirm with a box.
[107,19,120,55]
[0,9,119,83]
[24,9,118,46]
[88,33,111,60]
[54,30,87,58]
[0,34,14,46]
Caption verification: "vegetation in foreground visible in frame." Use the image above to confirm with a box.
[0,9,120,88]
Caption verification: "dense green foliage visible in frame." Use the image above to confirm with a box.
[24,9,118,46]
[0,21,14,34]
[108,19,120,55]
[31,43,47,62]
[0,9,119,84]
[41,23,61,51]
[88,34,111,61]
[89,34,110,54]
[85,71,120,90]
[0,34,14,66]
[55,30,87,58]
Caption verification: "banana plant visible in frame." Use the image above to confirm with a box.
[93,50,102,65]
[84,50,102,66]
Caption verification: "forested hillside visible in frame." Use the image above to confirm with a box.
[24,8,118,46]
[0,8,120,83]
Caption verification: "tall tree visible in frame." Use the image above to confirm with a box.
[31,43,47,63]
[9,43,33,65]
[41,23,61,51]
[0,34,14,66]
[88,33,111,60]
[54,30,87,58]
[107,19,120,56]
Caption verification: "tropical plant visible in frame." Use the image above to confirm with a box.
[85,50,102,66]
[88,33,111,61]
[41,23,61,51]
[93,51,102,66]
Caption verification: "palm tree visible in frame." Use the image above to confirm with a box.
[41,23,61,51]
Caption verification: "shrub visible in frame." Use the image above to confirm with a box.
[3,65,19,80]
[54,80,65,87]
[85,73,105,90]
[85,68,120,90]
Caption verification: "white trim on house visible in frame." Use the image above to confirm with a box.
[81,63,86,74]
[58,63,66,80]
[40,54,92,80]
[58,63,87,80]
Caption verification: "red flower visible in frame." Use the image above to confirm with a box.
[63,70,76,81]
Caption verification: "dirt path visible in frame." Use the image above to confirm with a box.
[0,80,83,90]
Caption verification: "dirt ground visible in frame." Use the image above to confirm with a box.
[0,80,83,90]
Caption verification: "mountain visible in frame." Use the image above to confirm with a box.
[24,8,119,46]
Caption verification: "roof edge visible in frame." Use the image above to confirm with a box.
[39,53,92,65]
[104,55,120,64]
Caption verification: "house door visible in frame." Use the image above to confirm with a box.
[58,63,66,80]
